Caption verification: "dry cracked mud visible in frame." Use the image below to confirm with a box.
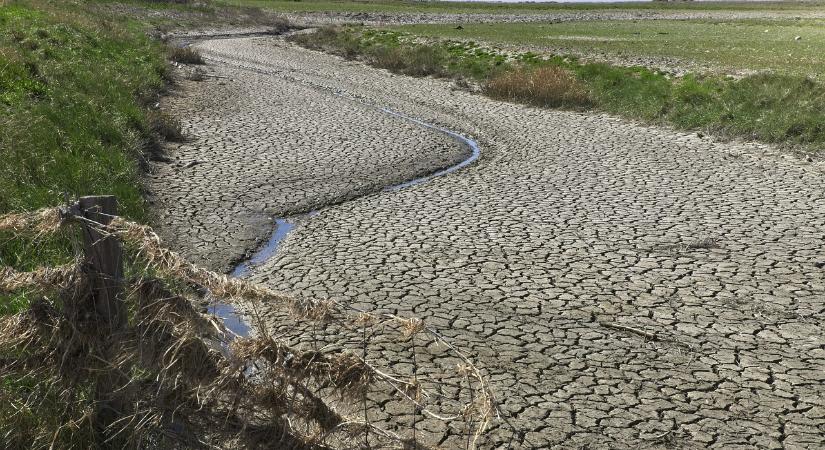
[150,35,825,449]
[150,45,468,272]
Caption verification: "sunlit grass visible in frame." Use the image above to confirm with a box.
[296,26,825,155]
[0,1,166,276]
[222,0,825,15]
[396,19,825,78]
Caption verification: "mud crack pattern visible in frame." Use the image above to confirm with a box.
[152,36,825,449]
[149,47,468,272]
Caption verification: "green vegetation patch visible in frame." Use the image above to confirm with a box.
[223,0,825,15]
[396,19,825,78]
[294,26,825,154]
[0,2,166,280]
[575,65,825,147]
[293,28,513,80]
[1,4,173,444]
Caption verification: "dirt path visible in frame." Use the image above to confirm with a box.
[151,35,825,449]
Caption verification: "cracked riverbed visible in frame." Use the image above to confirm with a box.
[150,34,825,449]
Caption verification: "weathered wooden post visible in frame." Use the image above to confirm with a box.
[77,195,127,440]
[79,195,125,332]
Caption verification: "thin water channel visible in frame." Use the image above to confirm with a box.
[209,107,481,337]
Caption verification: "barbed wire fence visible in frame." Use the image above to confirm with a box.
[0,196,499,449]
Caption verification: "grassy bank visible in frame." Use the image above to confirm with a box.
[0,1,168,309]
[292,27,825,154]
[224,0,825,15]
[0,2,166,447]
[397,19,825,78]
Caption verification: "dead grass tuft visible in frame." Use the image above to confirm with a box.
[0,264,79,294]
[0,207,63,236]
[169,46,204,65]
[290,26,362,60]
[147,110,185,142]
[484,66,591,109]
[687,237,720,249]
[267,17,292,35]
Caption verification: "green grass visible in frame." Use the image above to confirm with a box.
[0,5,202,446]
[227,0,825,77]
[223,0,825,15]
[0,1,166,285]
[295,28,514,79]
[94,0,294,34]
[1,373,97,449]
[0,0,293,311]
[295,26,825,153]
[395,19,825,78]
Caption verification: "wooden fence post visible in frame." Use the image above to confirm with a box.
[78,195,127,440]
[79,195,125,331]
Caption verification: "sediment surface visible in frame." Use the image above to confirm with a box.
[149,40,468,272]
[152,35,825,449]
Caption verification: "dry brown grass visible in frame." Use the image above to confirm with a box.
[483,66,591,109]
[0,207,62,236]
[0,264,78,294]
[147,110,185,142]
[0,207,498,449]
[169,46,204,65]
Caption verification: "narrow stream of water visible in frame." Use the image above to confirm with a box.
[208,103,481,338]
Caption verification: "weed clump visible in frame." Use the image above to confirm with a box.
[147,110,185,142]
[368,45,448,77]
[484,66,591,108]
[169,46,204,64]
[267,17,292,35]
[291,26,361,59]
[187,67,206,81]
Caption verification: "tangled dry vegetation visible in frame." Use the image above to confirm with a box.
[169,46,205,65]
[0,207,496,449]
[483,66,591,109]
